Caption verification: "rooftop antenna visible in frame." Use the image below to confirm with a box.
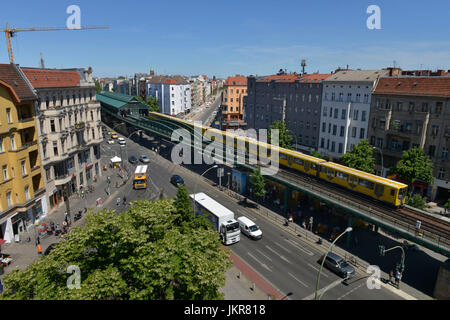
[39,52,45,68]
[301,59,306,74]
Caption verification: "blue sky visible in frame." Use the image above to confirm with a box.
[1,0,449,78]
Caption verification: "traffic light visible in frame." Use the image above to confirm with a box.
[378,245,385,256]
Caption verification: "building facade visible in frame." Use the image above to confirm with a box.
[368,77,450,202]
[146,76,191,116]
[21,67,103,212]
[221,75,248,130]
[0,64,46,243]
[245,72,331,152]
[318,69,390,159]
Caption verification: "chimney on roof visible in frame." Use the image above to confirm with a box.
[301,59,306,75]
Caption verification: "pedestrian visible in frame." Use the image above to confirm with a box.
[123,196,127,205]
[395,270,401,287]
[389,270,394,283]
[117,197,121,206]
[37,243,42,255]
[35,235,40,246]
[302,220,306,229]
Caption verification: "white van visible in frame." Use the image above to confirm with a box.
[118,137,126,146]
[237,216,262,240]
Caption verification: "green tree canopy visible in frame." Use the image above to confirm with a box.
[0,200,231,300]
[95,81,101,94]
[392,147,434,187]
[174,185,194,224]
[268,120,293,149]
[135,96,160,113]
[249,168,266,198]
[340,139,375,174]
[406,194,427,210]
[310,150,326,160]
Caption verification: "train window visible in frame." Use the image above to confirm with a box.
[311,164,317,170]
[390,189,395,197]
[294,158,304,165]
[398,188,406,199]
[358,178,374,189]
[280,153,287,160]
[335,171,348,180]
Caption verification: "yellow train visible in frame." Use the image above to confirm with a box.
[148,112,408,207]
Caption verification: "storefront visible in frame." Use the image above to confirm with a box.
[86,164,93,184]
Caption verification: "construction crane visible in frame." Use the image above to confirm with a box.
[0,21,109,64]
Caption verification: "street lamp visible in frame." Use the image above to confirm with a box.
[192,165,218,213]
[373,146,384,177]
[315,227,352,300]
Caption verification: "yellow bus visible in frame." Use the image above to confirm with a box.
[133,165,148,189]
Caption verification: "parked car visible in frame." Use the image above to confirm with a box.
[118,137,126,146]
[128,155,138,164]
[170,175,184,187]
[318,252,355,278]
[140,155,150,163]
[107,139,115,144]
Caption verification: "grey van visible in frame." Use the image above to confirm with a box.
[318,252,355,278]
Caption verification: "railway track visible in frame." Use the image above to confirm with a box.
[273,167,450,246]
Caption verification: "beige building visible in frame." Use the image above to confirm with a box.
[21,67,103,211]
[368,77,450,202]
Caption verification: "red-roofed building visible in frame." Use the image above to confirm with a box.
[221,75,248,129]
[368,76,450,202]
[20,66,103,212]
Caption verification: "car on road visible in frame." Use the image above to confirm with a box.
[118,137,126,146]
[318,252,355,279]
[128,155,138,164]
[140,155,150,163]
[111,132,118,139]
[170,175,184,187]
[107,139,115,144]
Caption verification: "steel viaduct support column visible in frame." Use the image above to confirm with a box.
[284,187,292,217]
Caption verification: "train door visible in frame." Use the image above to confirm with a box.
[327,168,334,180]
[349,175,357,188]
[304,161,310,172]
[374,184,384,198]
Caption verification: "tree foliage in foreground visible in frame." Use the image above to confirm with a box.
[0,199,231,300]
[391,148,434,188]
[340,139,375,174]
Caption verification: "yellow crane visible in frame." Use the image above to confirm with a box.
[0,21,109,63]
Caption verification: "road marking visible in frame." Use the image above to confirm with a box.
[288,272,309,288]
[284,238,314,256]
[302,278,344,300]
[273,241,292,254]
[247,252,272,273]
[255,249,273,262]
[307,263,329,278]
[265,245,291,264]
[337,282,365,300]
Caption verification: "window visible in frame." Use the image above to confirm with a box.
[358,178,374,189]
[428,145,436,157]
[10,135,15,150]
[364,94,369,103]
[334,109,338,119]
[377,138,383,148]
[331,93,335,101]
[361,111,366,121]
[352,127,357,138]
[46,167,51,181]
[438,168,445,180]
[6,108,12,123]
[294,158,304,165]
[396,102,403,111]
[370,136,376,145]
[340,126,345,137]
[328,123,331,133]
[432,125,439,136]
[341,109,346,119]
[339,93,344,101]
[331,141,336,152]
[435,102,443,114]
[409,102,415,111]
[379,119,386,129]
[421,103,428,112]
[323,106,328,117]
[338,143,343,154]
[53,142,58,156]
[25,186,30,201]
[321,138,325,148]
[2,165,7,180]
[332,125,337,136]
[6,191,12,208]
[353,109,359,120]
[360,128,365,139]
[442,148,448,159]
[21,160,26,176]
[356,93,361,102]
[50,120,56,132]
[329,107,333,117]
[336,171,348,180]
[347,93,352,102]
[0,138,3,153]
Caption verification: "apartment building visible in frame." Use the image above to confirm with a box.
[221,75,248,130]
[368,77,450,202]
[318,69,390,159]
[0,64,45,243]
[146,76,191,116]
[21,67,103,211]
[245,72,331,152]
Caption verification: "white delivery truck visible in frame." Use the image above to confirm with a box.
[237,216,262,240]
[190,192,240,245]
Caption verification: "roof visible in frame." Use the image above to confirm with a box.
[259,74,301,83]
[373,77,450,98]
[190,192,235,218]
[299,73,333,83]
[0,64,37,102]
[96,91,147,110]
[324,70,389,83]
[21,67,81,88]
[147,75,188,85]
[225,76,247,86]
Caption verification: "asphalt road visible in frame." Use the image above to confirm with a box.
[191,94,221,125]
[101,127,404,300]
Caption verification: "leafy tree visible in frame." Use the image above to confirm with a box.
[340,139,375,174]
[310,150,326,160]
[0,200,231,300]
[268,120,293,149]
[95,81,101,94]
[406,194,427,210]
[249,168,266,199]
[174,185,194,224]
[391,148,434,190]
[135,96,160,113]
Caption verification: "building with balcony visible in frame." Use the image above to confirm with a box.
[0,64,46,243]
[318,69,390,159]
[221,75,248,130]
[368,76,450,202]
[21,66,103,211]
[245,72,332,152]
[146,76,191,116]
